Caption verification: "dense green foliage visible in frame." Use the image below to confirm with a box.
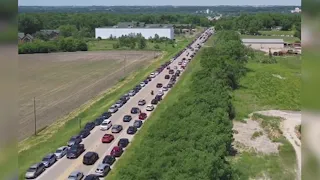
[18,37,88,54]
[108,31,251,180]
[18,13,212,36]
[214,13,301,38]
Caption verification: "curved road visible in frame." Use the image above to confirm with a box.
[33,28,214,180]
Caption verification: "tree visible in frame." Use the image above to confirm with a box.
[138,37,147,49]
[58,25,78,37]
[154,44,160,50]
[18,14,43,34]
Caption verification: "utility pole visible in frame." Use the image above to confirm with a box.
[123,55,126,76]
[33,97,37,136]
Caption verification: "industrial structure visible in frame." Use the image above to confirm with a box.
[242,39,284,50]
[95,22,174,40]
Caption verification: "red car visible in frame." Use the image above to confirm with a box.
[101,134,114,143]
[110,146,123,157]
[139,113,147,120]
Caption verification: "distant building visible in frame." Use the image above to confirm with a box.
[291,7,301,13]
[95,22,174,39]
[36,29,60,39]
[242,39,284,50]
[206,9,210,14]
[18,33,34,43]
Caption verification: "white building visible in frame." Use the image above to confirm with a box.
[206,9,210,14]
[95,22,174,40]
[242,39,284,50]
[291,7,301,13]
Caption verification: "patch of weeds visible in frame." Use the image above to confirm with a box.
[251,131,263,140]
[251,113,283,141]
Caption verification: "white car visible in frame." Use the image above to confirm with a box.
[162,87,169,91]
[150,73,156,78]
[100,119,112,131]
[140,82,146,87]
[146,105,154,111]
[108,105,118,113]
[154,71,159,76]
[157,91,164,96]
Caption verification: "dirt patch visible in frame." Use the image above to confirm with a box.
[233,119,280,154]
[18,50,158,140]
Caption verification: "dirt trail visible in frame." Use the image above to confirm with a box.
[255,110,301,180]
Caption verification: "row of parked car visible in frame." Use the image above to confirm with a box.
[25,29,213,180]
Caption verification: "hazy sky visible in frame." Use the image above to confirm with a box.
[19,0,301,6]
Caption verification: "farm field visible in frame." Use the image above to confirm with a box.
[18,51,157,140]
[240,34,300,43]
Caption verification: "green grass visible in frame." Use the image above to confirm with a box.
[259,30,295,36]
[240,34,300,43]
[233,52,301,120]
[106,36,209,180]
[18,36,192,180]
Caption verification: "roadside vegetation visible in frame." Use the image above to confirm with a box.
[107,31,252,180]
[17,34,192,179]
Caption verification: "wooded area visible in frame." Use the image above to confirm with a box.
[108,31,252,180]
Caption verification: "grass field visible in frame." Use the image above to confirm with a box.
[18,34,193,180]
[233,52,301,120]
[259,30,295,36]
[231,52,301,179]
[240,34,300,43]
[19,51,156,140]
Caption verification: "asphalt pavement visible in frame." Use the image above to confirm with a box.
[34,28,214,180]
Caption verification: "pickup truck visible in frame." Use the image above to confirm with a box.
[67,144,85,159]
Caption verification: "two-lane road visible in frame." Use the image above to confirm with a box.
[34,28,214,180]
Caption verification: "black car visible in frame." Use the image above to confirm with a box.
[127,126,137,135]
[84,174,100,180]
[102,155,116,166]
[101,112,112,119]
[143,79,149,84]
[165,75,170,79]
[83,152,99,165]
[118,138,130,148]
[84,122,95,131]
[133,120,143,128]
[67,144,85,159]
[167,83,173,88]
[123,115,132,122]
[156,83,163,88]
[169,70,174,74]
[121,95,129,102]
[135,85,141,91]
[131,107,140,114]
[155,95,162,102]
[67,135,82,147]
[94,117,104,126]
[151,99,158,105]
[79,129,90,139]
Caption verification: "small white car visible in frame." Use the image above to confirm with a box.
[108,105,118,113]
[162,87,169,91]
[157,91,164,96]
[150,73,156,78]
[146,105,154,111]
[154,71,159,76]
[100,119,112,131]
[140,82,146,87]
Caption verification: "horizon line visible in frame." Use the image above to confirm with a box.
[18,5,301,7]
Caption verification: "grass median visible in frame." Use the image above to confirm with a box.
[18,36,193,179]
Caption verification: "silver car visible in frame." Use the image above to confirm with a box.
[95,163,111,177]
[54,146,68,159]
[42,153,57,167]
[25,163,46,179]
[108,105,118,113]
[68,171,84,180]
[128,90,136,96]
[111,125,123,133]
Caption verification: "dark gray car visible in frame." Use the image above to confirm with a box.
[42,153,57,167]
[68,171,84,180]
[111,125,123,133]
[68,135,82,147]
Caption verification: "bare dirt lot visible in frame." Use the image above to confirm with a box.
[19,51,157,140]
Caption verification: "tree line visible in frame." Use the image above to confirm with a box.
[18,13,213,36]
[18,37,87,54]
[109,30,252,180]
[214,13,301,38]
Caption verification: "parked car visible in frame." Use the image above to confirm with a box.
[140,82,146,87]
[139,113,147,120]
[94,117,104,126]
[67,135,82,147]
[149,72,156,78]
[108,105,118,113]
[54,146,68,159]
[131,107,140,114]
[156,83,163,88]
[95,163,111,177]
[155,95,162,102]
[101,112,112,119]
[102,155,116,166]
[115,100,125,108]
[110,146,124,157]
[151,99,158,105]
[84,122,95,131]
[101,134,114,143]
[83,152,99,165]
[157,91,164,97]
[128,90,136,96]
[123,115,132,122]
[111,125,123,133]
[127,126,137,135]
[79,129,90,139]
[118,138,130,148]
[67,144,85,159]
[165,75,170,79]
[138,99,146,106]
[25,163,46,179]
[84,174,100,180]
[133,120,143,128]
[68,171,84,180]
[42,153,57,168]
[146,105,154,111]
[162,86,169,91]
[135,85,141,91]
[100,119,112,131]
[166,66,170,70]
[121,95,129,102]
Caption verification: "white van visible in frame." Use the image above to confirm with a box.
[100,119,112,131]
